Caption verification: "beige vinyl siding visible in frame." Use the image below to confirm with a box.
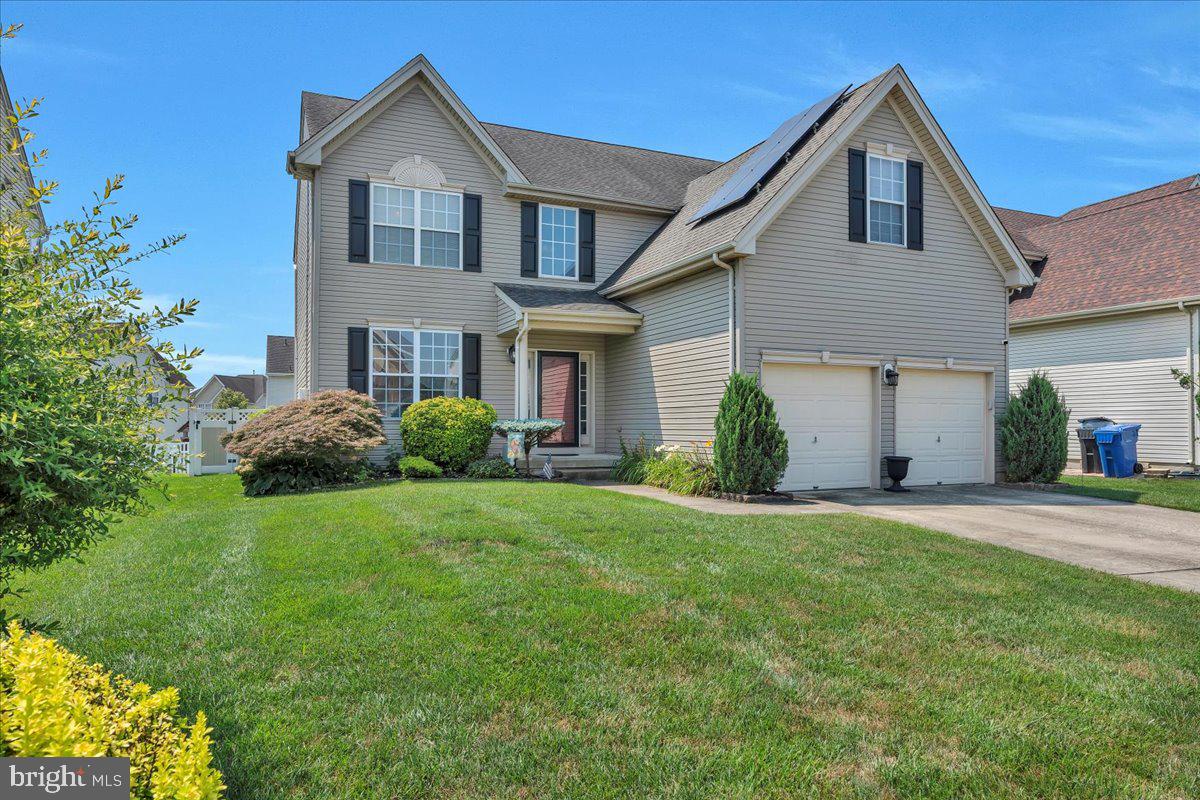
[311,80,660,450]
[496,296,517,333]
[603,268,730,451]
[294,177,313,395]
[1010,310,1194,464]
[741,101,1009,477]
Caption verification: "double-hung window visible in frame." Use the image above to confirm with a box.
[867,155,905,246]
[369,328,461,418]
[539,204,578,279]
[371,185,462,268]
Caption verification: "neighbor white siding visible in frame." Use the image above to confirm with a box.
[603,268,730,452]
[741,100,1010,478]
[1010,309,1194,464]
[265,374,295,407]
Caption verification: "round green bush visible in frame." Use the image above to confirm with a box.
[392,455,443,480]
[399,397,497,473]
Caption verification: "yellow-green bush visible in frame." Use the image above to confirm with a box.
[0,622,224,799]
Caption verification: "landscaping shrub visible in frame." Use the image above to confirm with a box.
[612,434,653,484]
[643,445,717,497]
[392,455,443,479]
[212,388,250,409]
[0,621,225,799]
[1002,371,1070,483]
[712,372,789,494]
[399,397,497,473]
[466,457,518,479]
[221,390,386,496]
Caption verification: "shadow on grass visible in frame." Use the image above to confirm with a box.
[1060,485,1144,504]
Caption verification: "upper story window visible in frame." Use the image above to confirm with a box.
[369,327,461,419]
[539,205,578,279]
[867,155,905,246]
[371,185,461,269]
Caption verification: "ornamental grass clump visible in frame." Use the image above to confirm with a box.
[221,390,386,495]
[399,397,497,473]
[643,443,718,497]
[712,372,789,495]
[1002,371,1070,484]
[612,434,654,484]
[0,621,225,799]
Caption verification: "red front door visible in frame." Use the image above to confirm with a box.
[537,352,579,447]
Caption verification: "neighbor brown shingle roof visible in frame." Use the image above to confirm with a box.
[1007,175,1200,321]
[265,335,295,374]
[212,374,266,403]
[299,92,720,209]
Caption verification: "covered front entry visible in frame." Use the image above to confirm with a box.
[536,350,590,448]
[762,362,877,491]
[895,369,989,486]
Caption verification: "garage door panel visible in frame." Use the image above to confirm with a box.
[896,370,987,486]
[764,364,874,491]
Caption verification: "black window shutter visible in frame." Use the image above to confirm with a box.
[348,180,369,263]
[578,209,595,283]
[463,194,482,272]
[347,327,368,394]
[848,149,867,242]
[462,333,482,399]
[520,201,538,277]
[906,160,924,251]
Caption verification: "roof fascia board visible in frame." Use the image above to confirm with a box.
[292,55,529,184]
[1011,294,1200,328]
[503,182,676,216]
[889,70,1036,287]
[601,243,748,298]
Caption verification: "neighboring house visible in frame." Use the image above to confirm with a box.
[0,65,46,229]
[286,56,1033,490]
[192,373,267,410]
[109,345,194,441]
[1004,176,1200,467]
[265,334,296,406]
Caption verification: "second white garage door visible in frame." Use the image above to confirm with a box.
[896,369,988,486]
[762,364,874,491]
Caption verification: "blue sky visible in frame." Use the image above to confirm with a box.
[4,0,1198,387]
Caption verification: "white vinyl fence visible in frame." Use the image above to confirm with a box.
[154,441,190,475]
[184,408,256,476]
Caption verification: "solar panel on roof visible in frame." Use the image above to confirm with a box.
[689,84,852,224]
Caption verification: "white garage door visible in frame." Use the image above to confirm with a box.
[762,364,874,491]
[896,370,987,486]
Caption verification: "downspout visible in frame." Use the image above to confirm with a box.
[712,253,736,374]
[1183,301,1198,467]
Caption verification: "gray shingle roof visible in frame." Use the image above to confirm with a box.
[266,335,295,374]
[213,374,266,403]
[598,70,892,293]
[298,92,719,209]
[495,283,638,315]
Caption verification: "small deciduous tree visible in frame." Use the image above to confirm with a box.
[212,388,250,410]
[712,372,788,494]
[0,22,198,625]
[1001,371,1070,483]
[1170,367,1199,427]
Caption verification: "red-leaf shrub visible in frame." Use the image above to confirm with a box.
[222,390,386,495]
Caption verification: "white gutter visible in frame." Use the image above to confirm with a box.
[603,242,744,299]
[711,253,736,374]
[1011,294,1200,329]
[1184,301,1198,467]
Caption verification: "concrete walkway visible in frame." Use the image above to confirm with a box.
[586,481,1200,592]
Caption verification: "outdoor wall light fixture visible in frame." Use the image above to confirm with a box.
[507,345,517,364]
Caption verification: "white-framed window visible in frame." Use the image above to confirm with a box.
[370,184,462,269]
[578,358,588,437]
[867,154,905,246]
[369,327,461,418]
[539,204,578,279]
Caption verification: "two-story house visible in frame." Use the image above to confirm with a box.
[286,56,1033,490]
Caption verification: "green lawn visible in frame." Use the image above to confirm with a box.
[1060,474,1200,513]
[12,476,1199,799]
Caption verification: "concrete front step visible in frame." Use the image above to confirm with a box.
[528,453,617,480]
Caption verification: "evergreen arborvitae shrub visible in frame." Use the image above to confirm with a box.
[712,372,789,494]
[1001,371,1070,483]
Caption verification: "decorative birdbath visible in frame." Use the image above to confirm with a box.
[492,418,565,476]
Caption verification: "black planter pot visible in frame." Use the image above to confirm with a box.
[884,456,913,493]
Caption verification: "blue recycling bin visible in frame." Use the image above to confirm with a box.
[1093,423,1141,478]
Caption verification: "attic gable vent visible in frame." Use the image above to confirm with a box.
[387,154,448,189]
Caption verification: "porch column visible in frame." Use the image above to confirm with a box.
[515,317,531,418]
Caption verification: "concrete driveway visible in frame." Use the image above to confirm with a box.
[813,485,1200,592]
